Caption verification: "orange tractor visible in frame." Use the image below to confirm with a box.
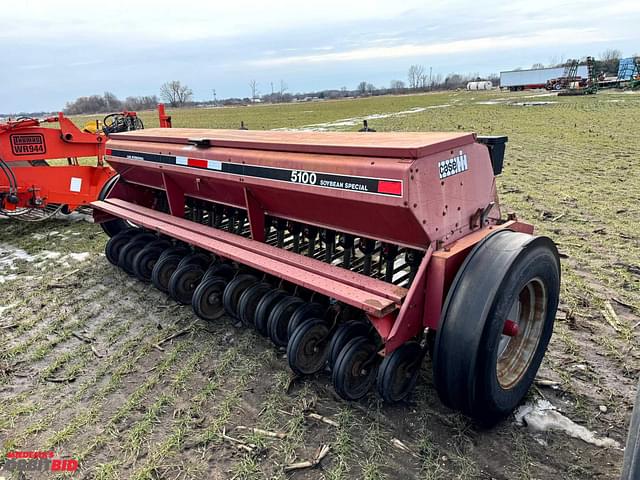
[0,105,171,229]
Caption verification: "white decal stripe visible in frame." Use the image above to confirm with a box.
[207,160,222,171]
[176,156,188,165]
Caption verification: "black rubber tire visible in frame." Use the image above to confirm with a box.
[168,265,205,304]
[192,276,227,321]
[287,302,326,339]
[146,239,172,251]
[327,320,372,369]
[268,296,306,347]
[177,252,212,271]
[376,341,423,403]
[287,318,330,375]
[238,282,272,327]
[98,174,130,237]
[332,336,380,401]
[151,254,183,293]
[158,246,190,263]
[105,228,137,266]
[133,246,165,282]
[203,263,236,282]
[254,289,288,336]
[118,239,149,275]
[222,274,258,318]
[432,230,560,423]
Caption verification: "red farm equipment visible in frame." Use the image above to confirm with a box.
[0,105,172,222]
[93,128,560,422]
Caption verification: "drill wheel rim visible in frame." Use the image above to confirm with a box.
[287,318,330,376]
[332,336,380,401]
[192,276,227,321]
[168,265,206,305]
[151,254,183,293]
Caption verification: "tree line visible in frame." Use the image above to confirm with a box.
[60,49,634,115]
[64,81,193,115]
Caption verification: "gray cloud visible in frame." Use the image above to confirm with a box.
[1,0,638,112]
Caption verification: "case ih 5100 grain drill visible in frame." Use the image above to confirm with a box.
[92,128,560,423]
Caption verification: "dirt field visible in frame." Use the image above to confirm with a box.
[1,89,639,479]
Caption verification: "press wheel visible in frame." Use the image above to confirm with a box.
[105,228,137,265]
[267,296,305,347]
[238,282,272,327]
[222,274,258,318]
[168,265,205,304]
[332,337,380,401]
[133,246,165,282]
[254,289,288,336]
[376,341,423,403]
[192,276,227,321]
[177,252,212,271]
[118,236,153,275]
[151,254,183,293]
[203,263,236,282]
[327,320,372,369]
[287,302,326,338]
[287,318,330,375]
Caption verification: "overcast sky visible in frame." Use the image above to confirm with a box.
[2,0,639,112]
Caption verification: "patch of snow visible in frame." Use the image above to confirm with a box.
[515,399,620,448]
[511,101,557,107]
[0,302,17,315]
[0,274,33,284]
[521,92,558,98]
[0,243,36,270]
[67,252,91,262]
[275,105,449,132]
[37,251,62,260]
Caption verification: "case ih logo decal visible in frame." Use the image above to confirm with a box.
[106,149,403,197]
[4,451,78,473]
[438,151,468,179]
[10,134,46,156]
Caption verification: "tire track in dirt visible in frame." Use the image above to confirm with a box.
[0,270,161,425]
[84,338,249,479]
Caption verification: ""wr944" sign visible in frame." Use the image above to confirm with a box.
[10,134,46,156]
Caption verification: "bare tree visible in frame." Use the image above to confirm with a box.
[390,79,405,93]
[357,81,368,95]
[599,49,623,74]
[160,81,193,107]
[366,83,376,95]
[278,80,288,102]
[103,91,121,111]
[249,80,259,102]
[408,64,425,89]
